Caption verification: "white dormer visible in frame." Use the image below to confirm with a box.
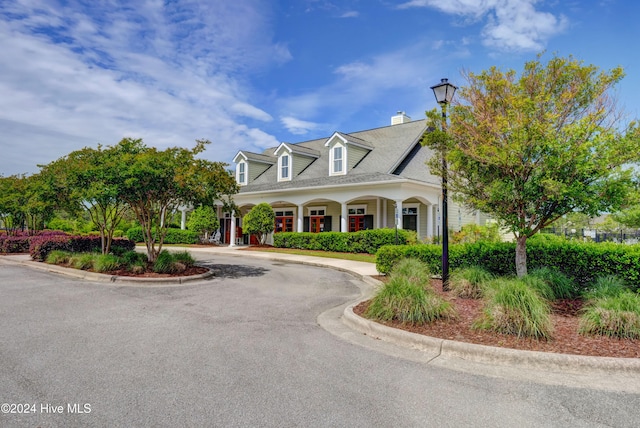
[324,132,373,176]
[233,150,276,186]
[274,142,319,182]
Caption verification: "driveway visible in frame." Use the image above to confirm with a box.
[0,253,638,427]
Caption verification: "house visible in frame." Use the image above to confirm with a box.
[218,112,489,245]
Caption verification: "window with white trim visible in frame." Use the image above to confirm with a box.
[279,154,290,181]
[331,145,345,175]
[237,161,247,185]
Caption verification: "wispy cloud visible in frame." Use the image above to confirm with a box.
[281,116,322,135]
[0,0,285,174]
[277,41,444,131]
[398,0,568,52]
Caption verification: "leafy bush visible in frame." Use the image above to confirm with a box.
[0,234,31,253]
[474,278,553,339]
[527,267,577,299]
[273,228,412,254]
[579,291,640,339]
[376,240,640,291]
[449,266,494,299]
[126,227,199,244]
[29,233,134,261]
[451,223,501,244]
[365,276,455,324]
[94,254,122,273]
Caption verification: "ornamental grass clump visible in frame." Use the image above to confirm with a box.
[70,253,95,270]
[578,291,640,339]
[365,258,455,325]
[474,278,553,340]
[390,258,431,287]
[45,250,72,265]
[582,275,628,300]
[449,266,494,299]
[527,267,577,299]
[172,250,195,268]
[578,275,640,338]
[94,254,122,273]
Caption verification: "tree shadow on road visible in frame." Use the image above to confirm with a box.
[205,264,269,279]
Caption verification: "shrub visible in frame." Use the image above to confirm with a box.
[376,240,640,291]
[94,254,122,273]
[365,276,455,324]
[579,291,640,339]
[29,233,134,261]
[70,253,95,270]
[273,229,412,254]
[0,234,31,253]
[126,227,199,245]
[122,250,147,265]
[45,250,72,265]
[527,267,577,299]
[449,266,494,299]
[474,278,553,339]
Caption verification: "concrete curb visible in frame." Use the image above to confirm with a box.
[0,256,215,286]
[342,303,640,374]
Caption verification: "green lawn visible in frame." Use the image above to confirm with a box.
[242,247,376,263]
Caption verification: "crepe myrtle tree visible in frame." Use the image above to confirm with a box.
[242,203,275,245]
[117,138,238,262]
[421,53,640,277]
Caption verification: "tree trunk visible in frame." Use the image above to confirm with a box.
[515,235,527,277]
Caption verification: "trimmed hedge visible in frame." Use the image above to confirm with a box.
[273,228,412,254]
[0,234,31,253]
[376,241,640,290]
[29,234,135,261]
[126,227,200,245]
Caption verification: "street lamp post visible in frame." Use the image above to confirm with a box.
[430,78,457,290]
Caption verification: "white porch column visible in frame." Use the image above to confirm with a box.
[297,204,304,232]
[376,198,381,229]
[180,208,187,230]
[383,199,388,228]
[427,204,434,238]
[341,203,348,232]
[229,212,237,247]
[395,200,403,230]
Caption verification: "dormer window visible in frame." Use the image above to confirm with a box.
[278,153,291,181]
[331,145,345,175]
[237,161,247,185]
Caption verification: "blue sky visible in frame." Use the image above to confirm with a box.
[1,0,638,175]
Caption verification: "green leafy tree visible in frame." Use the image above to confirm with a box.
[242,203,275,245]
[39,144,129,254]
[117,138,238,262]
[0,174,27,234]
[422,53,640,277]
[0,174,54,234]
[187,205,220,241]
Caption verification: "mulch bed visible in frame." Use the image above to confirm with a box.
[353,279,640,358]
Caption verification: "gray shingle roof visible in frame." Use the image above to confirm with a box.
[239,119,440,193]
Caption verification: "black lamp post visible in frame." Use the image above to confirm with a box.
[430,78,457,290]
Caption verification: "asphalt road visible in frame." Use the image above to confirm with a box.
[1,253,638,427]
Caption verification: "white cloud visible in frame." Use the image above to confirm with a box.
[0,0,287,174]
[339,11,360,18]
[281,116,322,135]
[398,0,568,52]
